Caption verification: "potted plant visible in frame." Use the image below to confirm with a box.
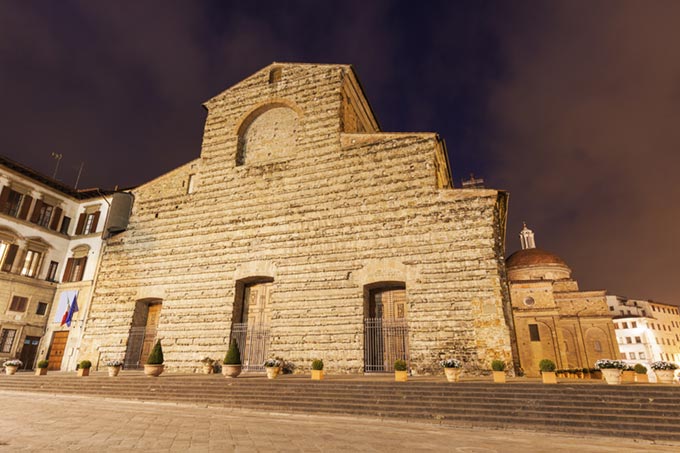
[634,363,648,383]
[3,359,22,375]
[539,359,557,384]
[590,368,602,380]
[35,360,49,376]
[621,365,636,383]
[264,358,282,379]
[595,359,625,385]
[311,359,324,380]
[491,360,506,383]
[78,360,92,377]
[581,367,590,379]
[106,360,124,377]
[201,357,215,375]
[440,358,462,382]
[144,340,164,377]
[394,359,408,382]
[650,361,678,384]
[222,340,242,378]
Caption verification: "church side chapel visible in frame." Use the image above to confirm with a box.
[79,63,515,375]
[506,224,619,377]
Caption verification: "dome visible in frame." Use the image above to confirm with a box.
[506,248,568,269]
[505,248,571,281]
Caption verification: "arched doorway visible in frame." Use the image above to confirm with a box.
[124,298,162,369]
[230,278,274,371]
[364,283,409,373]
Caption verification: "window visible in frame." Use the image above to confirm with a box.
[20,250,42,277]
[0,188,28,218]
[641,310,646,316]
[46,261,59,282]
[639,352,646,360]
[622,322,628,329]
[529,324,540,342]
[0,329,16,353]
[635,336,642,343]
[269,67,282,84]
[626,337,632,344]
[0,242,18,273]
[594,340,603,352]
[76,211,100,235]
[187,174,195,194]
[36,302,48,316]
[609,306,614,311]
[60,216,71,235]
[35,203,54,228]
[63,257,87,282]
[631,321,637,328]
[9,296,28,312]
[620,353,627,360]
[523,296,535,306]
[629,352,636,360]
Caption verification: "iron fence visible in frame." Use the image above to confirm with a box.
[364,318,409,373]
[230,323,270,372]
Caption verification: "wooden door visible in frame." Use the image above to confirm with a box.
[140,303,161,364]
[19,336,41,370]
[47,331,69,370]
[365,287,409,372]
[245,282,272,329]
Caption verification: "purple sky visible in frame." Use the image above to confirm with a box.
[1,1,678,303]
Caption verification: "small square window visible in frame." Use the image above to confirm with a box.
[36,302,48,316]
[9,296,28,312]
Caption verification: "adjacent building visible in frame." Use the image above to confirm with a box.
[0,155,111,370]
[506,224,619,377]
[78,63,515,375]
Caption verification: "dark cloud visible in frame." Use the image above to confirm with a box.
[0,1,676,302]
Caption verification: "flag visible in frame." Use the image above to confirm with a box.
[65,294,79,327]
[60,301,70,326]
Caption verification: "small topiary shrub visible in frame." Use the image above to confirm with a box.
[79,360,92,369]
[146,340,164,365]
[491,360,506,371]
[37,360,49,369]
[634,364,647,374]
[394,359,408,371]
[224,340,241,365]
[539,359,556,372]
[311,359,324,370]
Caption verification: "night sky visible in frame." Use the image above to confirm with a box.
[1,1,678,303]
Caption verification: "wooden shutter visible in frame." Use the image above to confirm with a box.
[2,244,18,272]
[76,257,87,281]
[75,213,86,235]
[62,258,74,282]
[18,195,33,220]
[0,187,9,213]
[30,199,43,223]
[90,211,101,233]
[49,207,62,230]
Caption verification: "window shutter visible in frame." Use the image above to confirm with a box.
[75,213,86,235]
[62,258,75,282]
[49,207,62,230]
[0,186,9,212]
[30,199,43,223]
[2,244,18,272]
[18,195,33,220]
[90,211,101,233]
[76,257,87,281]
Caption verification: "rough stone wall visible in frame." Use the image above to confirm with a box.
[80,63,513,374]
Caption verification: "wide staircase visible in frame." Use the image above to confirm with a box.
[2,373,680,442]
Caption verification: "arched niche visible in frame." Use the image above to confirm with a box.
[235,103,299,165]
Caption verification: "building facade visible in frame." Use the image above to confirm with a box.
[607,295,680,370]
[0,155,110,370]
[506,224,619,377]
[78,63,515,375]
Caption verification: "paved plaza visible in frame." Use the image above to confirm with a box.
[0,391,676,452]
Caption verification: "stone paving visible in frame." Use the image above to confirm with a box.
[0,391,677,452]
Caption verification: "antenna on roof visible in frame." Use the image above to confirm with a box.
[51,152,63,179]
[74,161,85,189]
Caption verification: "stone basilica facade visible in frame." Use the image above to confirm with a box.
[78,63,515,374]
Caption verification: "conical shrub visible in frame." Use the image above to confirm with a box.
[224,340,241,365]
[146,340,164,365]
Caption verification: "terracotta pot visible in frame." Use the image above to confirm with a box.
[222,364,242,378]
[654,369,674,384]
[5,365,17,375]
[108,366,121,377]
[266,366,280,379]
[394,370,408,382]
[35,368,48,376]
[541,371,557,384]
[311,370,324,380]
[635,373,649,383]
[621,370,636,383]
[601,368,622,385]
[492,371,506,383]
[444,368,461,382]
[144,364,164,377]
[78,368,90,377]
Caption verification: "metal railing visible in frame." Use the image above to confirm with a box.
[124,327,155,369]
[230,323,270,372]
[364,318,409,373]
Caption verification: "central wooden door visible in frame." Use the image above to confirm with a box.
[365,286,409,372]
[19,336,41,370]
[140,303,162,364]
[244,282,272,328]
[47,331,69,370]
